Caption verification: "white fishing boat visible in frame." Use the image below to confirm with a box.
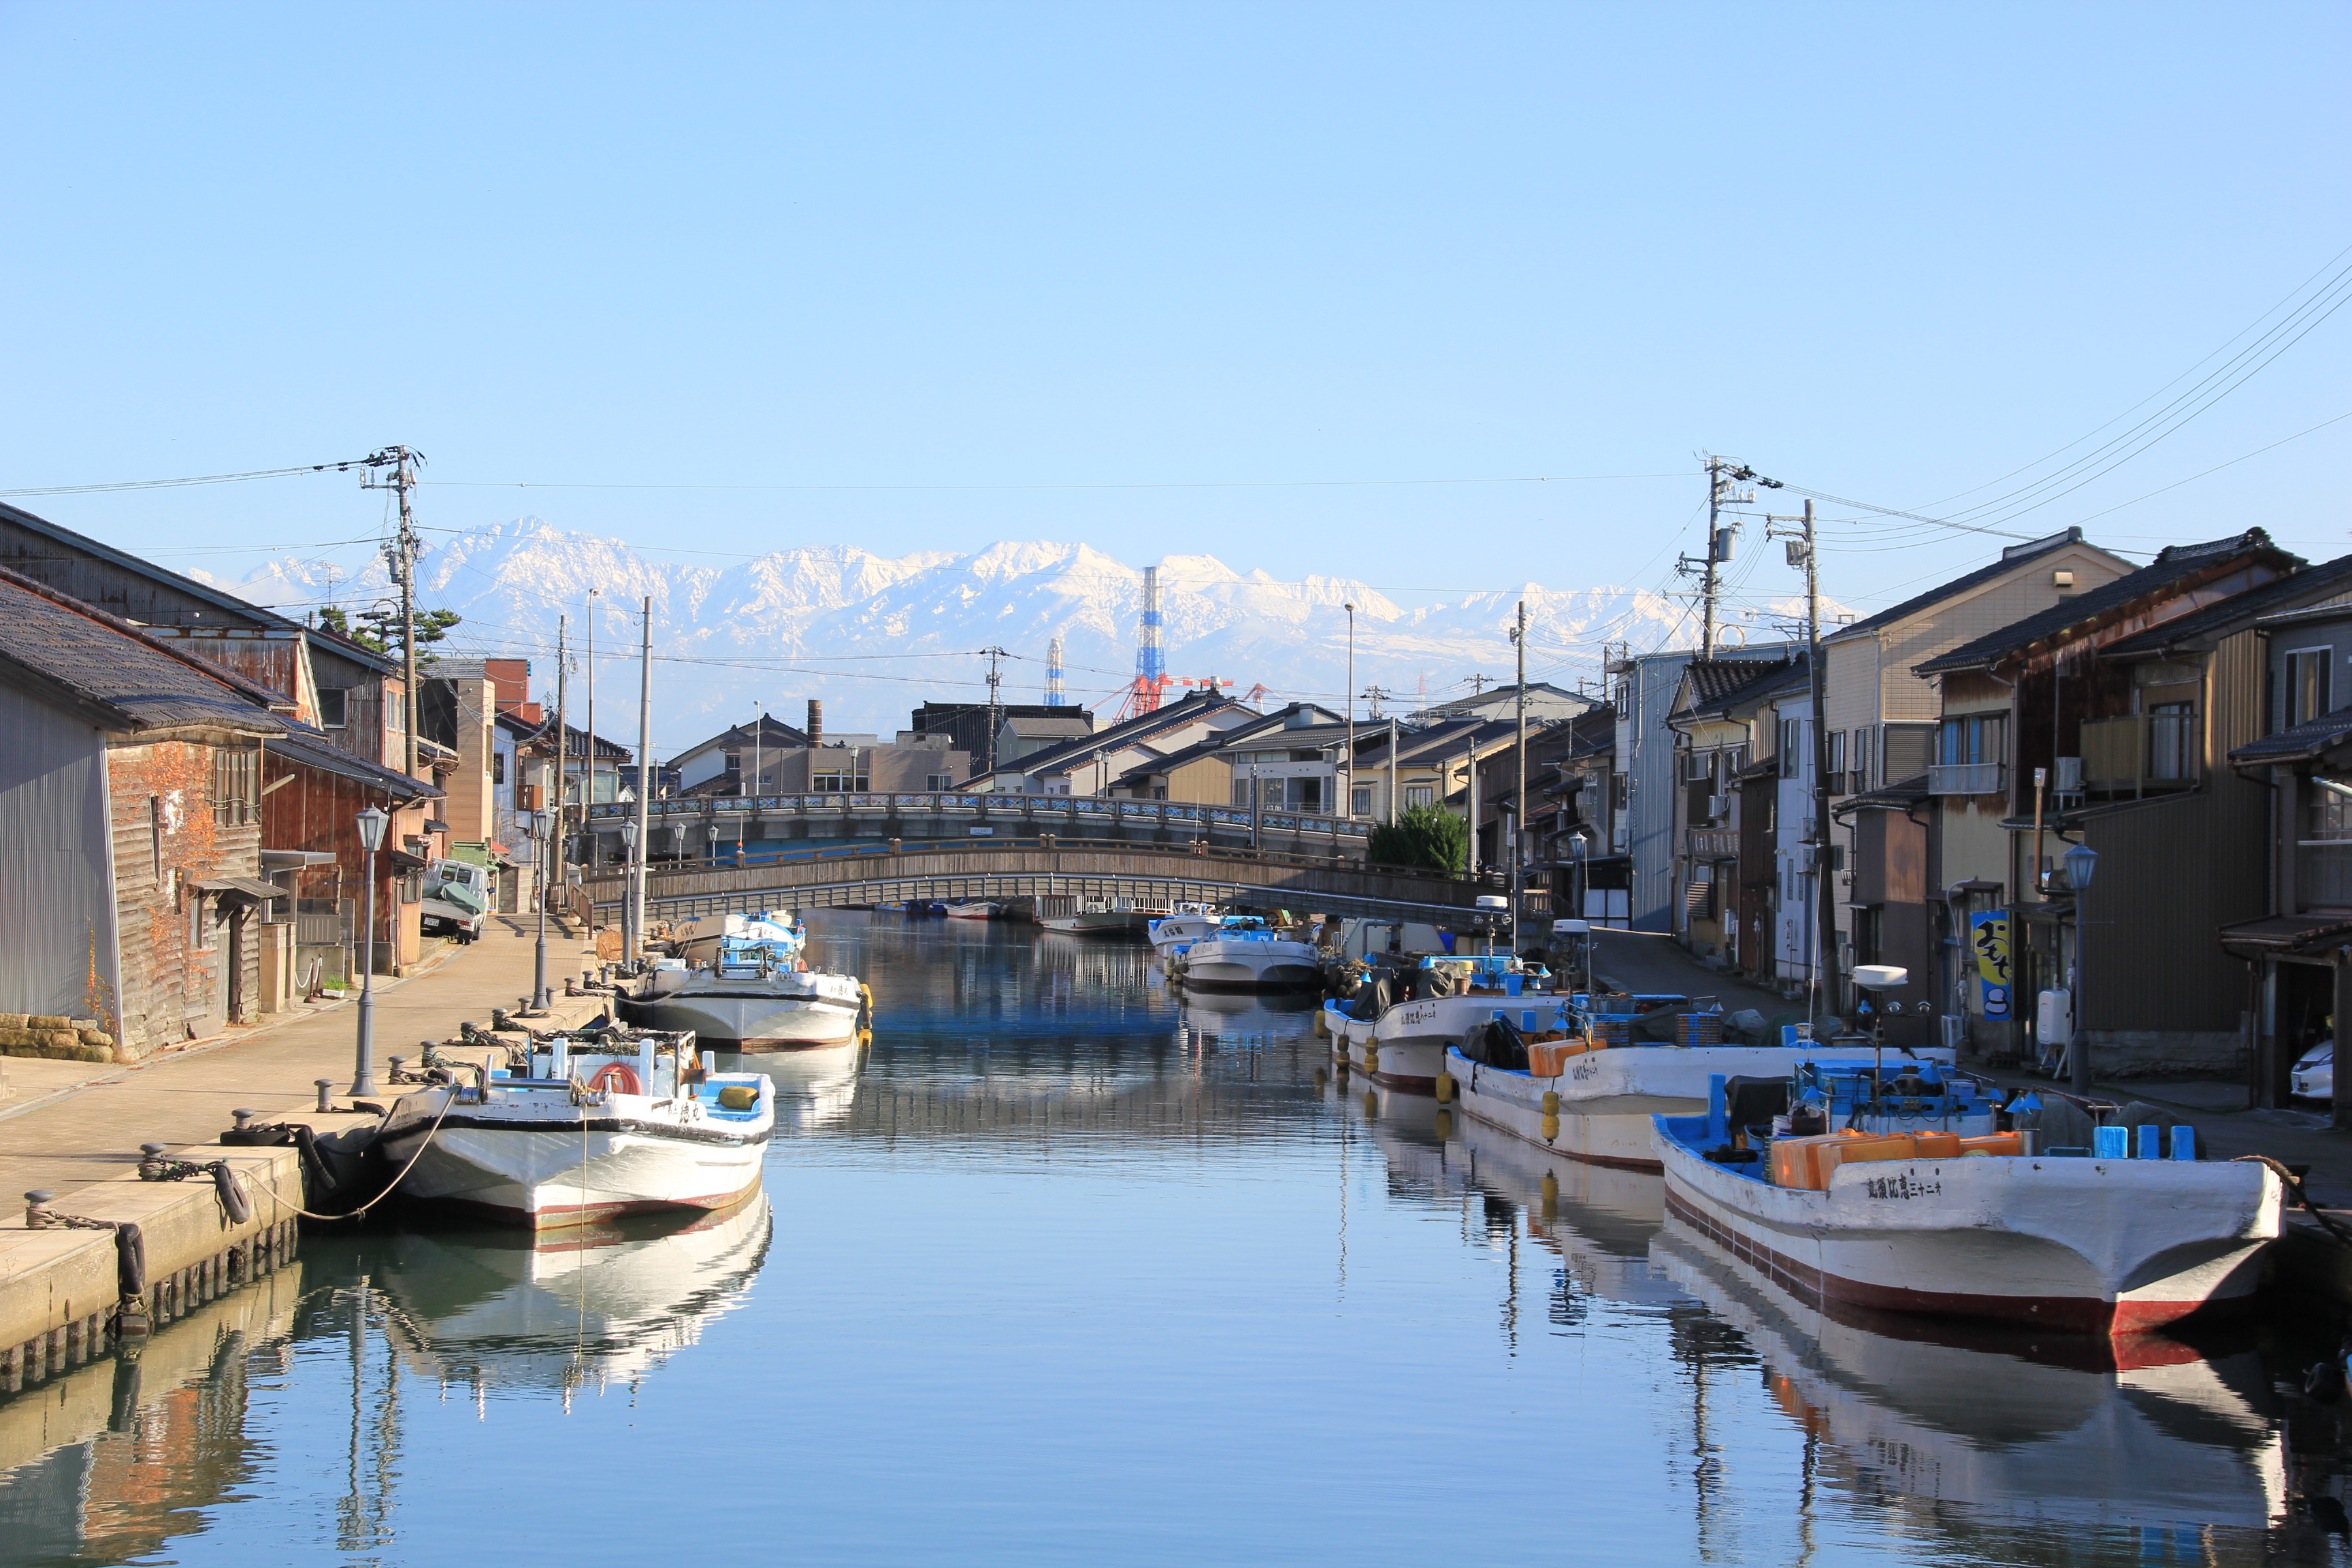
[1653,1062,2283,1333]
[1446,1031,1959,1172]
[624,931,867,1049]
[945,901,999,920]
[1172,916,1321,990]
[1147,905,1223,956]
[1036,894,1160,936]
[666,909,804,968]
[1323,957,1555,1093]
[376,1027,773,1229]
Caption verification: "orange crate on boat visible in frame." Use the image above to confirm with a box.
[1958,1133,2024,1156]
[1769,1131,1861,1190]
[1526,1041,1586,1077]
[1912,1132,1963,1159]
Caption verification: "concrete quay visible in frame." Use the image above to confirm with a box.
[0,917,612,1401]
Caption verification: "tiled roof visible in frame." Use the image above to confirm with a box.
[2104,552,2352,657]
[1002,716,1096,738]
[1917,529,2298,675]
[0,567,286,737]
[2227,702,2352,766]
[1677,657,1803,719]
[1011,692,1256,776]
[1831,527,2092,641]
[270,725,441,802]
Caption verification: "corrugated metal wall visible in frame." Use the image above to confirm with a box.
[0,689,118,1020]
[2083,629,2270,1032]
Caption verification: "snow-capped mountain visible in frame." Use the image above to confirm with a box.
[201,521,1812,745]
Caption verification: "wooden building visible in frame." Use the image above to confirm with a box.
[0,566,289,1057]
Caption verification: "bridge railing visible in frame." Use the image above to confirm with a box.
[581,791,1373,840]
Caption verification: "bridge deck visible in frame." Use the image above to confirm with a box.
[581,839,1513,929]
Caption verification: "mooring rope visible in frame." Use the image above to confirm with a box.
[2234,1154,2352,1247]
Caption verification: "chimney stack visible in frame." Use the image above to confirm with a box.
[806,698,823,748]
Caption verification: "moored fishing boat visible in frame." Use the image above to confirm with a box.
[1324,955,1554,1093]
[1147,905,1223,956]
[1446,1026,1959,1172]
[1652,1064,2283,1333]
[666,909,804,968]
[1173,916,1321,990]
[377,1027,772,1229]
[945,901,998,920]
[1036,893,1161,936]
[625,923,867,1049]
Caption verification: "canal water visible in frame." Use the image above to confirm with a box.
[2,912,2346,1565]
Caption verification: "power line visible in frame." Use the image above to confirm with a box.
[417,470,1695,496]
[0,457,378,497]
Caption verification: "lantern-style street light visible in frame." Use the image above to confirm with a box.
[353,804,389,1097]
[620,817,641,962]
[2065,843,2100,1095]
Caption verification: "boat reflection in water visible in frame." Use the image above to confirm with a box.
[1178,989,1320,1047]
[358,1194,773,1403]
[1649,1210,2287,1539]
[722,1040,867,1131]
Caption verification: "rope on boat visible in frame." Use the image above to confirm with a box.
[2233,1154,2352,1247]
[266,1079,467,1223]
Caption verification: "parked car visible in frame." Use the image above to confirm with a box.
[2292,1041,2334,1102]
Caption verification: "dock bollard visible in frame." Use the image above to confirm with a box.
[137,1145,169,1180]
[24,1190,53,1228]
[230,1109,256,1135]
[388,1056,408,1083]
[314,1079,334,1113]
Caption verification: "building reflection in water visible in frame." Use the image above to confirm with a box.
[0,1261,308,1567]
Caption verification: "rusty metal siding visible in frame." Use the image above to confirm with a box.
[0,686,118,1022]
[2082,630,2271,1032]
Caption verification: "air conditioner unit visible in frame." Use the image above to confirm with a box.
[2037,987,2073,1043]
[2053,756,2083,794]
[1707,794,1727,821]
[1938,1015,1965,1052]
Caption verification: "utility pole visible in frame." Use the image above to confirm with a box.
[361,446,425,777]
[1362,684,1390,720]
[1683,456,1761,659]
[1511,601,1528,949]
[551,615,570,938]
[1343,603,1357,819]
[1387,715,1399,826]
[585,589,598,813]
[1768,497,1837,1028]
[632,595,653,963]
[980,645,1009,777]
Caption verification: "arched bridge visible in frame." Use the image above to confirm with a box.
[578,839,1516,930]
[581,791,1367,859]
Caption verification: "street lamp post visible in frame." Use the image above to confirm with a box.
[621,817,641,964]
[353,804,389,1097]
[1567,829,1592,992]
[1343,602,1356,819]
[2065,842,2100,1096]
[1852,963,1910,1102]
[530,808,552,1009]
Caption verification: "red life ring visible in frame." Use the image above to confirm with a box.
[587,1062,641,1094]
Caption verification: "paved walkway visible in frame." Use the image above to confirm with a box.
[0,919,601,1202]
[1589,930,1795,1018]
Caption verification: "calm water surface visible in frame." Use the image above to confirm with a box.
[1,913,2341,1565]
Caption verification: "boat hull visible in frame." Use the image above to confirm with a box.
[624,990,863,1049]
[1180,938,1322,991]
[1655,1117,2281,1333]
[1445,1043,1961,1173]
[379,1107,770,1230]
[1448,1047,1692,1169]
[1041,912,1150,936]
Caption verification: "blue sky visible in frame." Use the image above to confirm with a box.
[3,1,2347,627]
